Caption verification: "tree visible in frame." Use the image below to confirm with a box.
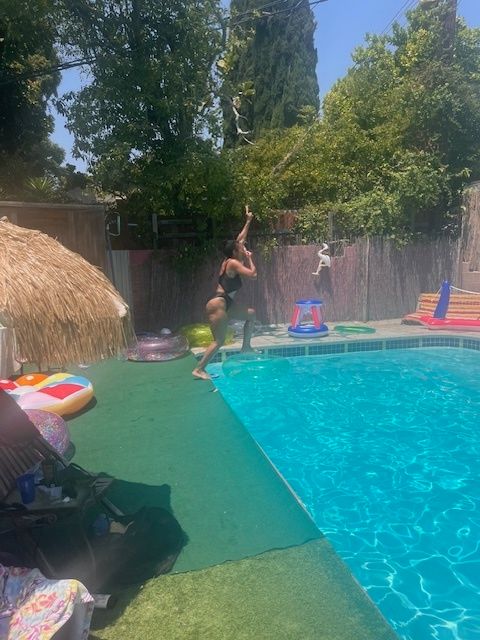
[319,0,480,233]
[0,0,64,197]
[231,0,480,240]
[222,0,319,147]
[55,0,227,223]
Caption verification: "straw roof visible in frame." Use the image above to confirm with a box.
[0,217,134,367]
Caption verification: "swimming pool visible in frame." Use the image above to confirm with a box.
[209,347,480,640]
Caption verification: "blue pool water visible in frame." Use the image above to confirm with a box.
[209,348,480,640]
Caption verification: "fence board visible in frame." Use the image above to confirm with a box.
[462,184,480,271]
[367,237,458,321]
[126,236,458,331]
[0,201,107,270]
[108,250,134,316]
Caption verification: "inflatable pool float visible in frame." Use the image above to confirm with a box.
[288,325,329,338]
[419,316,480,332]
[15,373,49,386]
[24,409,70,455]
[0,379,18,391]
[128,332,189,362]
[3,373,94,417]
[222,352,290,378]
[415,281,480,332]
[288,299,329,338]
[334,325,376,334]
[179,323,234,347]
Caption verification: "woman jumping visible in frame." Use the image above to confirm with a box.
[192,206,257,380]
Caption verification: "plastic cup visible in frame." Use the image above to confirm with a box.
[16,473,36,504]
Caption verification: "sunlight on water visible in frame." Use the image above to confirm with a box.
[209,348,480,640]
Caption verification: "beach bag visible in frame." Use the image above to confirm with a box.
[92,506,187,588]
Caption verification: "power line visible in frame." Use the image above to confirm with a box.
[1,0,462,88]
[227,0,328,29]
[201,0,320,30]
[230,0,293,24]
[343,0,417,77]
[0,56,96,86]
[344,0,461,89]
[0,0,466,88]
[379,0,418,37]
[0,0,329,87]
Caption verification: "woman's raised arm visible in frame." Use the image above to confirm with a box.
[236,205,253,245]
[229,249,257,279]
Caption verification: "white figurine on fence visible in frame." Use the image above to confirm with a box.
[312,243,331,275]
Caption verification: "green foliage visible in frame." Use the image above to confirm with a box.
[222,0,319,147]
[103,139,237,249]
[258,236,279,260]
[293,203,332,244]
[228,125,308,216]
[0,0,65,196]
[55,0,227,225]
[170,237,218,274]
[231,0,480,241]
[25,176,59,201]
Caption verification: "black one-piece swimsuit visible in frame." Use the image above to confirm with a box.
[208,259,242,310]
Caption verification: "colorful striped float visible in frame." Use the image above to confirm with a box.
[0,373,94,417]
[417,281,480,332]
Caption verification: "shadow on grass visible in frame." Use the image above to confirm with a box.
[88,585,145,637]
[32,478,188,633]
[62,395,98,425]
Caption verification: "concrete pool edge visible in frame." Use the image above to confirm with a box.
[193,323,480,362]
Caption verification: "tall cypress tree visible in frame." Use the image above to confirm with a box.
[223,0,319,147]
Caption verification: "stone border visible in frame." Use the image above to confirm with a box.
[196,333,480,363]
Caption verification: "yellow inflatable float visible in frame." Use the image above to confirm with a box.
[179,323,234,348]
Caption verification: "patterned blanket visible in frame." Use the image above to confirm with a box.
[0,565,94,640]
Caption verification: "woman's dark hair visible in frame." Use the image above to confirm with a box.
[223,239,239,258]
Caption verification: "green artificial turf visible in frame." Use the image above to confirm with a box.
[66,355,396,639]
[68,355,320,573]
[90,539,397,640]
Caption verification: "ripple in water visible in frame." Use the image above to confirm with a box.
[209,347,480,640]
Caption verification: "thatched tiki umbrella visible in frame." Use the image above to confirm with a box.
[0,217,134,368]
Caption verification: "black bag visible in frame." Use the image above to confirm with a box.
[92,506,187,588]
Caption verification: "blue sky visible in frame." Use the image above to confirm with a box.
[51,0,480,170]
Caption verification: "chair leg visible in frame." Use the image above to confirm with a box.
[100,496,124,517]
[15,526,57,577]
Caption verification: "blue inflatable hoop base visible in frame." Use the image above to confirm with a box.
[287,324,329,338]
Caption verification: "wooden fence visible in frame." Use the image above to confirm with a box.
[121,235,460,331]
[3,188,478,330]
[0,201,107,270]
[461,183,480,272]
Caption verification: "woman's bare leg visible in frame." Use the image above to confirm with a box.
[230,304,256,351]
[192,301,228,380]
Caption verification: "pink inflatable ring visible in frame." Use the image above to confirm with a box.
[25,409,70,456]
[127,333,189,362]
